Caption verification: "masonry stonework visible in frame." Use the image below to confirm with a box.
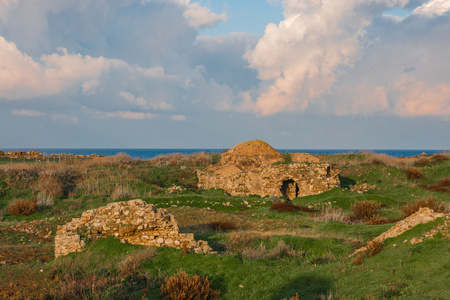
[55,199,212,258]
[197,140,339,200]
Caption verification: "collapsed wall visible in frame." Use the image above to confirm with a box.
[55,199,212,258]
[197,140,339,200]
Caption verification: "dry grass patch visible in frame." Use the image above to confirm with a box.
[270,202,317,213]
[160,270,220,300]
[422,177,450,194]
[118,247,157,277]
[208,221,238,232]
[402,196,446,218]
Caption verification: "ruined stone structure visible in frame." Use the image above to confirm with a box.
[197,140,339,200]
[55,199,212,258]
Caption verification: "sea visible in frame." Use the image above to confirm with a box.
[1,148,448,159]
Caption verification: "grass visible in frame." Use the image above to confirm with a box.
[0,152,449,299]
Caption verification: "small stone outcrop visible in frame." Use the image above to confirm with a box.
[197,140,339,200]
[55,199,212,258]
[352,207,449,255]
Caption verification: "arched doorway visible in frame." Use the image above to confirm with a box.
[280,179,298,200]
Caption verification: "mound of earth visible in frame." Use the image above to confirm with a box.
[220,140,283,171]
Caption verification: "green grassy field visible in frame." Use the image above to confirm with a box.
[0,152,449,299]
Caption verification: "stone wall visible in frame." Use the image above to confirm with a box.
[55,199,212,258]
[198,162,339,200]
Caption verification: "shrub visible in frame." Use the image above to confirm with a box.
[208,221,237,231]
[351,200,380,221]
[283,152,292,164]
[111,185,135,200]
[270,202,317,213]
[160,270,220,300]
[7,198,37,216]
[404,168,423,180]
[402,196,446,218]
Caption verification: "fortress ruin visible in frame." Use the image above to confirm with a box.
[197,140,340,200]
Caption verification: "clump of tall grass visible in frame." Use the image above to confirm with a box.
[111,185,136,201]
[241,240,304,260]
[160,270,220,300]
[315,207,346,223]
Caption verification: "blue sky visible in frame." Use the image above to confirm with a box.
[0,0,449,149]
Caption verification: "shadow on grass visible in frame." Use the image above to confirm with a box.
[339,175,357,189]
[271,273,332,300]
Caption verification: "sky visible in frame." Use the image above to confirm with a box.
[0,0,449,149]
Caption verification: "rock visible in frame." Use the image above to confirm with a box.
[197,140,339,200]
[352,207,448,256]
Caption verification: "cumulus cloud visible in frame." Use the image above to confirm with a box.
[0,37,118,99]
[182,1,227,29]
[245,0,410,116]
[412,0,450,17]
[12,109,46,117]
[394,77,450,116]
[242,0,450,119]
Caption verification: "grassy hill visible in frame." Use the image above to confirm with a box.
[0,152,449,299]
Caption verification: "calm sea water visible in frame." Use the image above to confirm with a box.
[1,148,448,159]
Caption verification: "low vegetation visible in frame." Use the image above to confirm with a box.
[0,151,449,299]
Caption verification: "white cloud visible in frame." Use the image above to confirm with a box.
[51,113,79,124]
[119,92,174,110]
[12,109,46,117]
[412,0,450,17]
[245,0,409,116]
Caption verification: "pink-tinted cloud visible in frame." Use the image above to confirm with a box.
[245,0,408,116]
[394,78,450,116]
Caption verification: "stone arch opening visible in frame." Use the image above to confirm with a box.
[280,179,298,201]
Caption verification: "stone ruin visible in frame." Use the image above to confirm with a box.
[55,199,212,258]
[197,140,340,200]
